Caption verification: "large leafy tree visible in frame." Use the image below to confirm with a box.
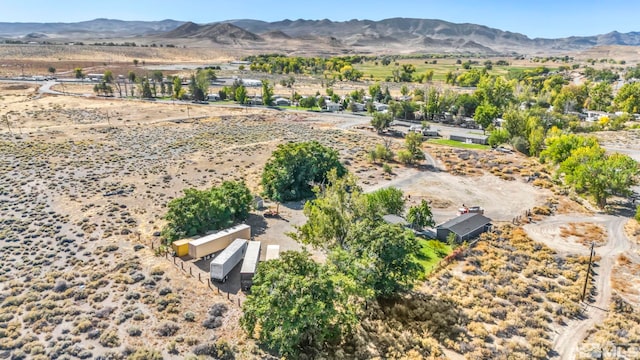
[614,82,640,113]
[474,100,499,133]
[561,147,638,208]
[406,199,435,229]
[261,79,274,106]
[261,141,345,202]
[370,112,393,133]
[161,181,253,242]
[540,133,599,164]
[344,221,422,298]
[241,251,358,358]
[294,172,422,298]
[363,187,405,217]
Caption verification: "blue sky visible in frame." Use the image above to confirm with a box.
[1,0,638,39]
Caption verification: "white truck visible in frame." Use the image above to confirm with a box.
[210,238,248,282]
[188,224,251,259]
[240,241,262,291]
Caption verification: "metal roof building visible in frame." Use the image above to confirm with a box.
[436,213,492,242]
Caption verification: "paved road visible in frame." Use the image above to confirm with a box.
[524,213,638,359]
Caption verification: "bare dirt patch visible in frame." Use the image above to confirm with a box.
[559,222,607,246]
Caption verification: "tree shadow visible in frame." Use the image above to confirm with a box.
[246,213,268,237]
[605,198,636,218]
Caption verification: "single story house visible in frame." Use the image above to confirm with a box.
[324,102,343,112]
[273,98,291,106]
[436,213,492,242]
[449,134,488,145]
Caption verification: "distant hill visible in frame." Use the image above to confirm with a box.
[0,18,184,38]
[1,17,640,54]
[165,22,262,44]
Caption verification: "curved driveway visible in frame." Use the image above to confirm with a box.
[524,213,637,359]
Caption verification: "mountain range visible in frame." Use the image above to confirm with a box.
[1,17,639,54]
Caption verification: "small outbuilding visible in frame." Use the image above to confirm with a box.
[436,213,492,242]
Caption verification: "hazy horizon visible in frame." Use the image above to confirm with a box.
[1,0,639,39]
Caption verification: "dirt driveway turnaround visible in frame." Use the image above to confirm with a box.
[524,213,639,359]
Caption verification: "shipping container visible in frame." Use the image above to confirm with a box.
[240,241,262,291]
[265,244,280,261]
[171,239,191,257]
[188,224,251,259]
[210,238,248,282]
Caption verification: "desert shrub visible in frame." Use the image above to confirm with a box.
[202,316,223,329]
[208,303,228,317]
[158,287,172,296]
[127,326,142,337]
[193,341,234,360]
[99,328,120,347]
[126,348,163,360]
[156,322,179,337]
[183,312,195,322]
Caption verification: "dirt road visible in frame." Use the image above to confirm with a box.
[524,213,638,359]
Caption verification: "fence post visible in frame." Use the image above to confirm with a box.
[207,279,211,289]
[173,257,176,264]
[198,273,201,282]
[237,298,241,307]
[189,267,192,276]
[181,262,184,270]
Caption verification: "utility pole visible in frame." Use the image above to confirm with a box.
[581,242,596,302]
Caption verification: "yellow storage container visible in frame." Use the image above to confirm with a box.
[172,239,191,257]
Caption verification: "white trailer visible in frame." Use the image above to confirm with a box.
[265,244,280,261]
[188,224,251,259]
[240,241,262,291]
[210,238,248,282]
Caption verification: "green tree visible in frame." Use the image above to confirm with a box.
[102,70,114,84]
[474,101,499,133]
[74,67,84,79]
[235,85,248,104]
[295,170,361,248]
[47,66,56,75]
[161,181,253,242]
[368,82,382,101]
[261,80,274,106]
[587,82,613,111]
[561,148,638,208]
[241,251,357,357]
[540,133,599,164]
[488,128,510,147]
[172,76,184,99]
[404,131,425,161]
[614,82,640,113]
[133,59,139,67]
[261,141,345,202]
[424,87,442,120]
[371,112,393,133]
[343,221,422,298]
[139,78,153,99]
[364,187,405,217]
[128,71,137,97]
[406,199,435,229]
[299,96,317,108]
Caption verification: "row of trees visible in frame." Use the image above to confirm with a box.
[161,181,253,242]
